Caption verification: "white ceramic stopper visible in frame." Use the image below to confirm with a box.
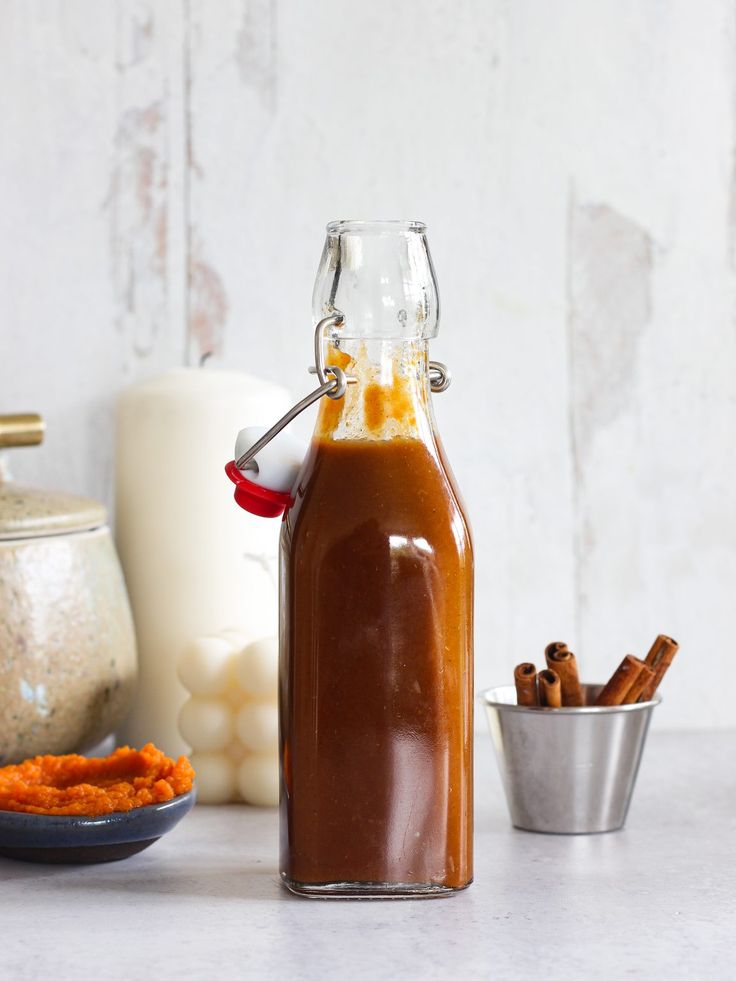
[234,425,306,494]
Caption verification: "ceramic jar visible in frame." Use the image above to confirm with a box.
[0,415,137,765]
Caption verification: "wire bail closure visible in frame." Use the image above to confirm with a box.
[312,313,352,399]
[234,312,451,472]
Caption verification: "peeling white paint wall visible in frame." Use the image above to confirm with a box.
[2,0,734,729]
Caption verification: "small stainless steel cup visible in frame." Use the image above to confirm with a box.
[481,684,660,834]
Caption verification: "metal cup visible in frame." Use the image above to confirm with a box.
[481,684,660,834]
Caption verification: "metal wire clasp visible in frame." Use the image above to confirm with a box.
[311,314,451,394]
[234,313,451,471]
[429,361,451,393]
[312,313,354,398]
[235,315,352,470]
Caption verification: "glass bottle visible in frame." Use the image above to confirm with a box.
[279,220,473,897]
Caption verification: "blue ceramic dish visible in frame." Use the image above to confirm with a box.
[0,789,195,864]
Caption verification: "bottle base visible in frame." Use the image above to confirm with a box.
[281,873,472,900]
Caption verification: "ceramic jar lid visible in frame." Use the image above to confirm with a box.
[0,482,107,540]
[0,413,107,540]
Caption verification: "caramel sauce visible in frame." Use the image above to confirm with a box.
[316,345,352,433]
[363,381,416,433]
[279,363,473,888]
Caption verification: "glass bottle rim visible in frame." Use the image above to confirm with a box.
[325,218,427,235]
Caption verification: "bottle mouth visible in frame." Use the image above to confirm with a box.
[326,219,427,235]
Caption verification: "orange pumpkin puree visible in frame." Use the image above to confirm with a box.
[0,743,194,816]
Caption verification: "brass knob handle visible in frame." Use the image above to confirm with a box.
[0,413,45,448]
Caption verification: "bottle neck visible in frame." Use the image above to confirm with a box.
[315,338,434,443]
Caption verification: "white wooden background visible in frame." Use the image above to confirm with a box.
[2,0,734,729]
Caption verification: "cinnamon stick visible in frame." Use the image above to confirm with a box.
[514,663,539,706]
[638,634,679,701]
[538,669,562,707]
[545,647,583,706]
[623,662,656,704]
[544,641,568,659]
[595,655,647,706]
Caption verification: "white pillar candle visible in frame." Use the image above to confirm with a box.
[115,368,289,755]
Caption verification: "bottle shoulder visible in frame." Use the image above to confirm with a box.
[283,436,473,561]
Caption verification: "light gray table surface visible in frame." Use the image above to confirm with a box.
[1,731,734,981]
